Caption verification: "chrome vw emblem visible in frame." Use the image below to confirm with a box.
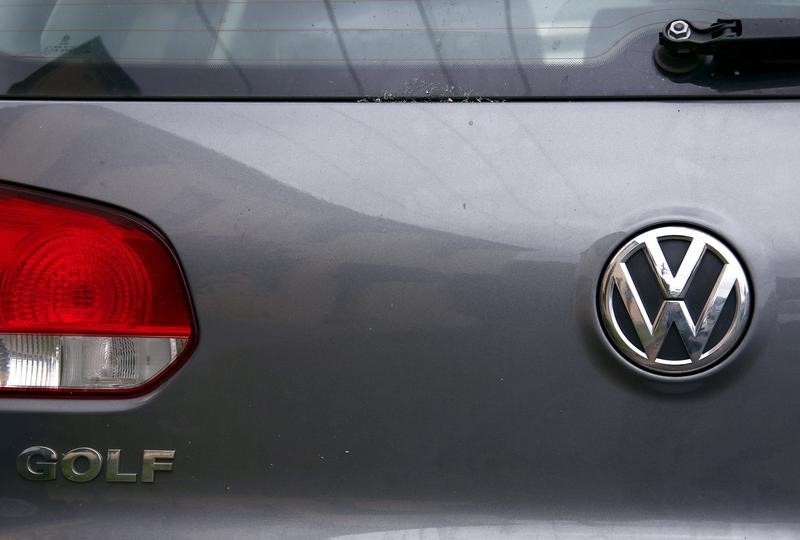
[599,225,750,375]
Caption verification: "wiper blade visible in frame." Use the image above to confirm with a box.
[654,18,800,75]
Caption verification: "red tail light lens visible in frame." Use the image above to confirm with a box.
[0,184,195,397]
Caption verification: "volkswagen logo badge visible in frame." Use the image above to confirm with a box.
[599,225,751,375]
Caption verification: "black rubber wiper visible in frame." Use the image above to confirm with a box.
[654,18,800,75]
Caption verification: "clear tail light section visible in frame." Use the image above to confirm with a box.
[0,183,195,397]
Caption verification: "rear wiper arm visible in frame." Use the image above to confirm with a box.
[654,18,800,75]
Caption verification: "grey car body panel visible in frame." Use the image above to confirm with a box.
[0,101,798,537]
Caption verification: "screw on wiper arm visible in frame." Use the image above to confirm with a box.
[654,18,800,75]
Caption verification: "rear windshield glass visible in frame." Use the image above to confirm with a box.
[2,0,800,99]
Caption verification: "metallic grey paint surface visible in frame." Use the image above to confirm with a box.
[0,101,798,537]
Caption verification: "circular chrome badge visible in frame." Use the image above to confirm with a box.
[599,225,750,375]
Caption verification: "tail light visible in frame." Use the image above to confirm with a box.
[0,183,195,397]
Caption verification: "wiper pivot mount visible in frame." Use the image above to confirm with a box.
[655,18,800,75]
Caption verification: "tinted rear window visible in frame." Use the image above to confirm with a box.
[3,0,800,98]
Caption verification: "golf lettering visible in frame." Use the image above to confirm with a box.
[17,446,175,483]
